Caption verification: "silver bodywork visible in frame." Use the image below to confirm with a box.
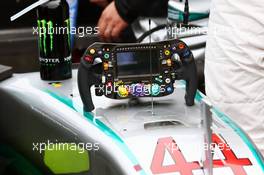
[0,70,263,175]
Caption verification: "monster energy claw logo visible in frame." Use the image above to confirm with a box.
[37,19,70,56]
[65,19,71,47]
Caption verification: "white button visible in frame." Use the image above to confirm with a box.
[108,62,113,67]
[165,78,171,84]
[172,53,181,62]
[102,76,106,83]
[162,60,167,65]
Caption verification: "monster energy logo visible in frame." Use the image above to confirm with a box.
[64,19,70,47]
[37,19,71,56]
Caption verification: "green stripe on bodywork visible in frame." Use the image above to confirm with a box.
[195,91,203,102]
[44,89,147,175]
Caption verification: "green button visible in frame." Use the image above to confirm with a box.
[151,84,160,96]
[104,54,110,59]
[155,78,163,83]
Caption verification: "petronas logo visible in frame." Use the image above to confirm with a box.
[37,19,70,56]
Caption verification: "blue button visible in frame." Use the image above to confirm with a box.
[167,86,173,93]
[183,50,190,57]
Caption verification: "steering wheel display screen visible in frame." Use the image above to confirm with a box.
[116,51,160,78]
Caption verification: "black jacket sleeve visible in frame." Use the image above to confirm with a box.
[115,0,168,23]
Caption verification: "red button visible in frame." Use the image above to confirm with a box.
[107,82,112,87]
[84,55,93,62]
[178,43,185,49]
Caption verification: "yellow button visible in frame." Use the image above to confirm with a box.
[165,50,170,56]
[167,59,172,66]
[103,62,109,70]
[118,86,129,97]
[89,49,96,54]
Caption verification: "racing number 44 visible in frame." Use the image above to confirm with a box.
[151,134,252,175]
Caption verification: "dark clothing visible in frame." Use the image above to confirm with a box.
[115,0,168,23]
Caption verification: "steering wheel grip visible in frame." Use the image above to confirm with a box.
[184,59,198,106]
[78,65,95,112]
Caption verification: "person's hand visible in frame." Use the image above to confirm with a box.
[98,1,128,42]
[90,0,109,8]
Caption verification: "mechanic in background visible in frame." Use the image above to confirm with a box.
[90,0,168,42]
[205,0,264,155]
